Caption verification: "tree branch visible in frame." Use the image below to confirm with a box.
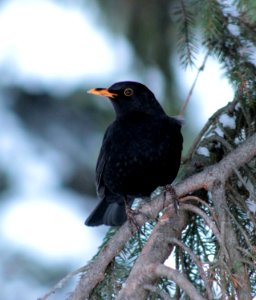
[176,132,256,196]
[153,264,205,300]
[169,237,213,300]
[143,284,174,300]
[39,133,256,300]
[211,181,252,299]
[116,205,188,300]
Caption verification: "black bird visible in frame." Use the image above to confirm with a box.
[85,81,183,226]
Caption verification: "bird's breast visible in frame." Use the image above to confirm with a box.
[101,115,182,197]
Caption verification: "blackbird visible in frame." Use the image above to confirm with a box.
[85,81,183,226]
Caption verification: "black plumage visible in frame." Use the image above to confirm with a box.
[85,81,183,226]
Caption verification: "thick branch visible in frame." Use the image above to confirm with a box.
[116,204,188,300]
[69,192,178,300]
[176,132,256,196]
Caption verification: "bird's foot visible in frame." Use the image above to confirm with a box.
[123,198,144,234]
[164,185,179,213]
[124,197,153,235]
[126,207,141,233]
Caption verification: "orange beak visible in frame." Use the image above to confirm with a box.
[87,88,118,99]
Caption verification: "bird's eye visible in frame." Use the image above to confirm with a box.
[124,88,133,97]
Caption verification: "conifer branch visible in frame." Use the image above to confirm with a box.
[39,133,256,300]
[174,0,197,67]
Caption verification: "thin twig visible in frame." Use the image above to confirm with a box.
[37,265,89,300]
[183,105,228,163]
[179,51,209,117]
[180,202,231,262]
[224,206,253,251]
[179,195,217,222]
[144,284,173,300]
[211,181,252,298]
[154,264,205,300]
[169,237,213,300]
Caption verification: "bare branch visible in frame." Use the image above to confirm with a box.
[211,180,252,299]
[116,205,188,300]
[180,204,222,246]
[169,237,213,300]
[179,51,209,117]
[37,266,89,300]
[154,264,205,300]
[179,195,218,223]
[144,284,173,300]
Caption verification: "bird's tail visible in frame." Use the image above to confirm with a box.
[85,198,128,226]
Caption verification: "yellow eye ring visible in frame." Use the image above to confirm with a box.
[124,88,133,97]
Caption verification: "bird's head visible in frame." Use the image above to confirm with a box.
[88,81,165,117]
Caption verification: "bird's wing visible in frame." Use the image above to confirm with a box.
[95,126,111,200]
[96,147,107,200]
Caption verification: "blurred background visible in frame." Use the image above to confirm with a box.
[0,0,234,299]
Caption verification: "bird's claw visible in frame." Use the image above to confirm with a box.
[164,185,179,213]
[126,207,141,233]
